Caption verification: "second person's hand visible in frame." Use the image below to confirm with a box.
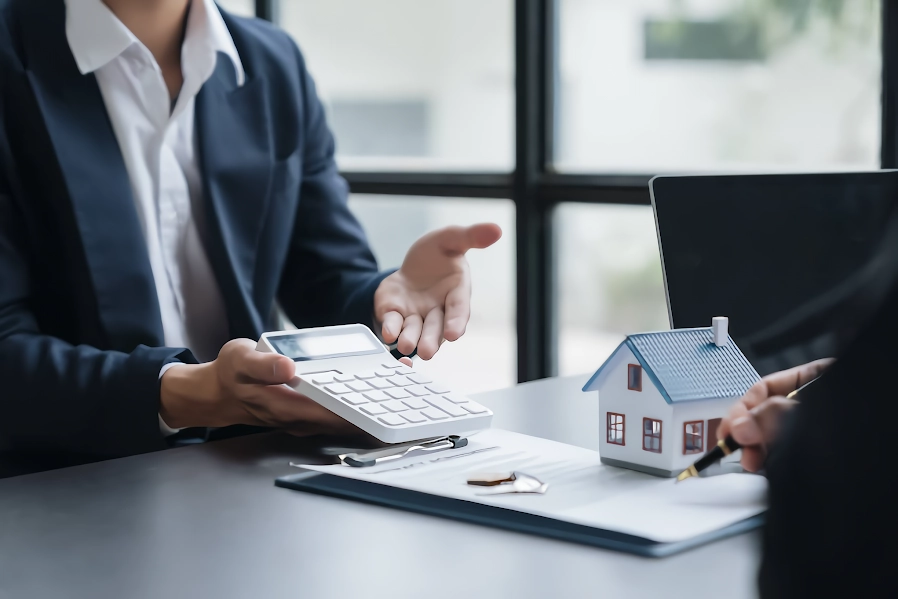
[716,358,834,472]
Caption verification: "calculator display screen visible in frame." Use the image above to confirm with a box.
[269,331,383,360]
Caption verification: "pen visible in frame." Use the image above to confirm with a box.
[675,376,820,482]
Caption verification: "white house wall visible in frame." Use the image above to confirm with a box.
[596,345,674,473]
[669,397,740,473]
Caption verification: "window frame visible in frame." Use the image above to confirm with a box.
[627,364,642,391]
[642,417,662,453]
[683,420,704,455]
[606,412,625,446]
[263,0,897,384]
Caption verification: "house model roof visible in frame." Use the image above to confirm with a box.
[582,328,761,403]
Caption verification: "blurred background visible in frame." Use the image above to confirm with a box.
[218,0,883,394]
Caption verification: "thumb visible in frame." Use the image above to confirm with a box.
[438,223,502,256]
[226,339,296,384]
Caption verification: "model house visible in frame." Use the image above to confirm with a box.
[582,317,760,478]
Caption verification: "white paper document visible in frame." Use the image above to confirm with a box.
[300,429,767,543]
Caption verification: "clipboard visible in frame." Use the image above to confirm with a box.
[275,470,764,558]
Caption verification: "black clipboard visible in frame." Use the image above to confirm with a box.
[275,470,764,558]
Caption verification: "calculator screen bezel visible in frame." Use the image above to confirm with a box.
[265,327,387,362]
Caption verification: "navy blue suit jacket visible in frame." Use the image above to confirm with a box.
[0,0,387,475]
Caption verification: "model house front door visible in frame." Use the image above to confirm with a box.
[708,418,723,448]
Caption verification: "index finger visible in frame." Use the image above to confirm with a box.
[762,358,834,397]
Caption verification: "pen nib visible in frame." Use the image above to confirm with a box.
[676,465,698,483]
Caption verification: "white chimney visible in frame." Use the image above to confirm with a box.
[712,317,729,347]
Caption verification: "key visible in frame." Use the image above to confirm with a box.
[406,385,430,397]
[340,395,368,406]
[407,374,433,385]
[426,383,451,394]
[388,375,413,387]
[394,366,414,376]
[401,412,427,424]
[443,394,469,404]
[425,396,467,417]
[374,369,394,377]
[325,383,352,395]
[355,371,377,380]
[420,408,448,421]
[462,402,489,415]
[334,373,356,383]
[311,372,338,385]
[346,380,373,392]
[384,388,410,400]
[381,400,409,413]
[378,414,407,426]
[368,379,394,390]
[402,397,429,410]
[362,390,390,402]
[361,404,387,416]
[382,363,403,369]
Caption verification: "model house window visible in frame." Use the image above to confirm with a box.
[683,421,704,454]
[643,418,662,453]
[627,364,642,391]
[607,413,625,446]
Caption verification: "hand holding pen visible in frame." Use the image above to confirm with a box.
[677,358,834,481]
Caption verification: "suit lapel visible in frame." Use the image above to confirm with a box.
[195,56,273,339]
[21,2,164,349]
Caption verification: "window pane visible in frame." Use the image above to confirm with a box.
[557,0,882,172]
[279,0,514,171]
[216,0,255,18]
[348,196,516,393]
[557,203,669,376]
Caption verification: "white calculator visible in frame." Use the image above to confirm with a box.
[256,324,493,444]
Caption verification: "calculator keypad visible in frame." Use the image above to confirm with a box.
[306,365,488,428]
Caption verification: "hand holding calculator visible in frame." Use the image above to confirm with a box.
[256,324,493,444]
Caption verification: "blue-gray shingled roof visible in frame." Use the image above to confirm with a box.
[583,328,761,403]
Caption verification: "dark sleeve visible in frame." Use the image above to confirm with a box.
[0,134,191,461]
[276,42,391,330]
[759,212,898,597]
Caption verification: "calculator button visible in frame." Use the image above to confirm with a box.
[382,363,403,369]
[384,388,411,400]
[360,404,388,416]
[334,373,356,383]
[382,400,409,413]
[407,374,433,385]
[346,380,373,392]
[378,414,407,427]
[363,390,391,402]
[394,367,414,376]
[368,379,394,389]
[402,397,429,410]
[388,376,413,387]
[420,408,448,421]
[340,395,369,406]
[406,385,430,397]
[462,402,490,415]
[426,383,451,394]
[311,372,339,385]
[443,394,469,404]
[374,369,394,377]
[401,412,427,424]
[325,383,352,395]
[425,397,468,418]
[355,371,377,380]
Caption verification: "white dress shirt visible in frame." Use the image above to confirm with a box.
[65,0,246,434]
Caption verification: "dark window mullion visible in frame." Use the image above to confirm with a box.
[881,0,898,168]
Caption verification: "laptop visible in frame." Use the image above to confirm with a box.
[651,171,898,375]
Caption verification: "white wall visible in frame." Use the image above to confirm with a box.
[669,396,739,473]
[596,344,674,473]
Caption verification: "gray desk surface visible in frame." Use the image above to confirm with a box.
[0,375,761,599]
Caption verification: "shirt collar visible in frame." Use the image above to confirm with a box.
[64,0,245,87]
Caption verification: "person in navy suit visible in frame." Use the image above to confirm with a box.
[0,0,501,476]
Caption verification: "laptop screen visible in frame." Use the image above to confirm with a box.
[652,171,898,375]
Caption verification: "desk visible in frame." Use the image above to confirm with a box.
[0,375,761,599]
